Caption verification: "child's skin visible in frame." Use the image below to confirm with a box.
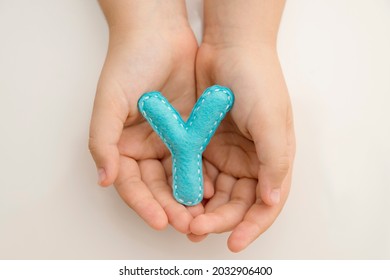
[89,0,295,252]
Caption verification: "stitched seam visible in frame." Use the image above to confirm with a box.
[139,87,233,206]
[186,88,232,204]
[189,88,233,151]
[140,94,193,204]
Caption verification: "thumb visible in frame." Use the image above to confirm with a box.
[89,85,128,186]
[250,112,291,206]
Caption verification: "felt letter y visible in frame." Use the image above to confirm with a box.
[138,85,234,206]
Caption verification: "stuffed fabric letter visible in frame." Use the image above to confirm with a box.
[138,85,234,206]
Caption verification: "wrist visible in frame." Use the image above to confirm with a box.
[202,0,285,49]
[202,27,278,50]
[202,30,279,56]
[99,0,189,40]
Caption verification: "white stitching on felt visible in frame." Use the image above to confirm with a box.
[139,89,232,205]
[197,153,202,199]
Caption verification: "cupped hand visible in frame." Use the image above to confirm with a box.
[188,43,296,252]
[89,21,206,234]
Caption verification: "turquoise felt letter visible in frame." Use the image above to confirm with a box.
[138,85,234,206]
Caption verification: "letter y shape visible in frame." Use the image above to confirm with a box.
[138,85,234,206]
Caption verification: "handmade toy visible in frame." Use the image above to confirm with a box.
[138,85,234,206]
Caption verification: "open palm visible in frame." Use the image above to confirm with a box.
[189,44,296,252]
[89,25,205,233]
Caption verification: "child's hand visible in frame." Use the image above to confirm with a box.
[89,0,203,234]
[189,42,295,252]
[188,0,295,252]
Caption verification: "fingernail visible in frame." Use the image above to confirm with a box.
[97,168,106,185]
[270,189,281,205]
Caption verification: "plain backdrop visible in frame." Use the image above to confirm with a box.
[0,0,389,259]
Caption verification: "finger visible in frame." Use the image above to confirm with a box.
[114,156,168,230]
[139,159,193,234]
[249,104,291,206]
[89,84,129,186]
[227,169,292,252]
[187,233,208,243]
[203,161,215,199]
[203,159,219,185]
[118,122,167,160]
[190,178,256,235]
[161,157,173,183]
[204,173,236,212]
[187,204,205,218]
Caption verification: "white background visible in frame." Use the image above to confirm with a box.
[0,0,389,259]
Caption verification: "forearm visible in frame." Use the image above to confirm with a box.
[203,0,285,47]
[98,0,189,35]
